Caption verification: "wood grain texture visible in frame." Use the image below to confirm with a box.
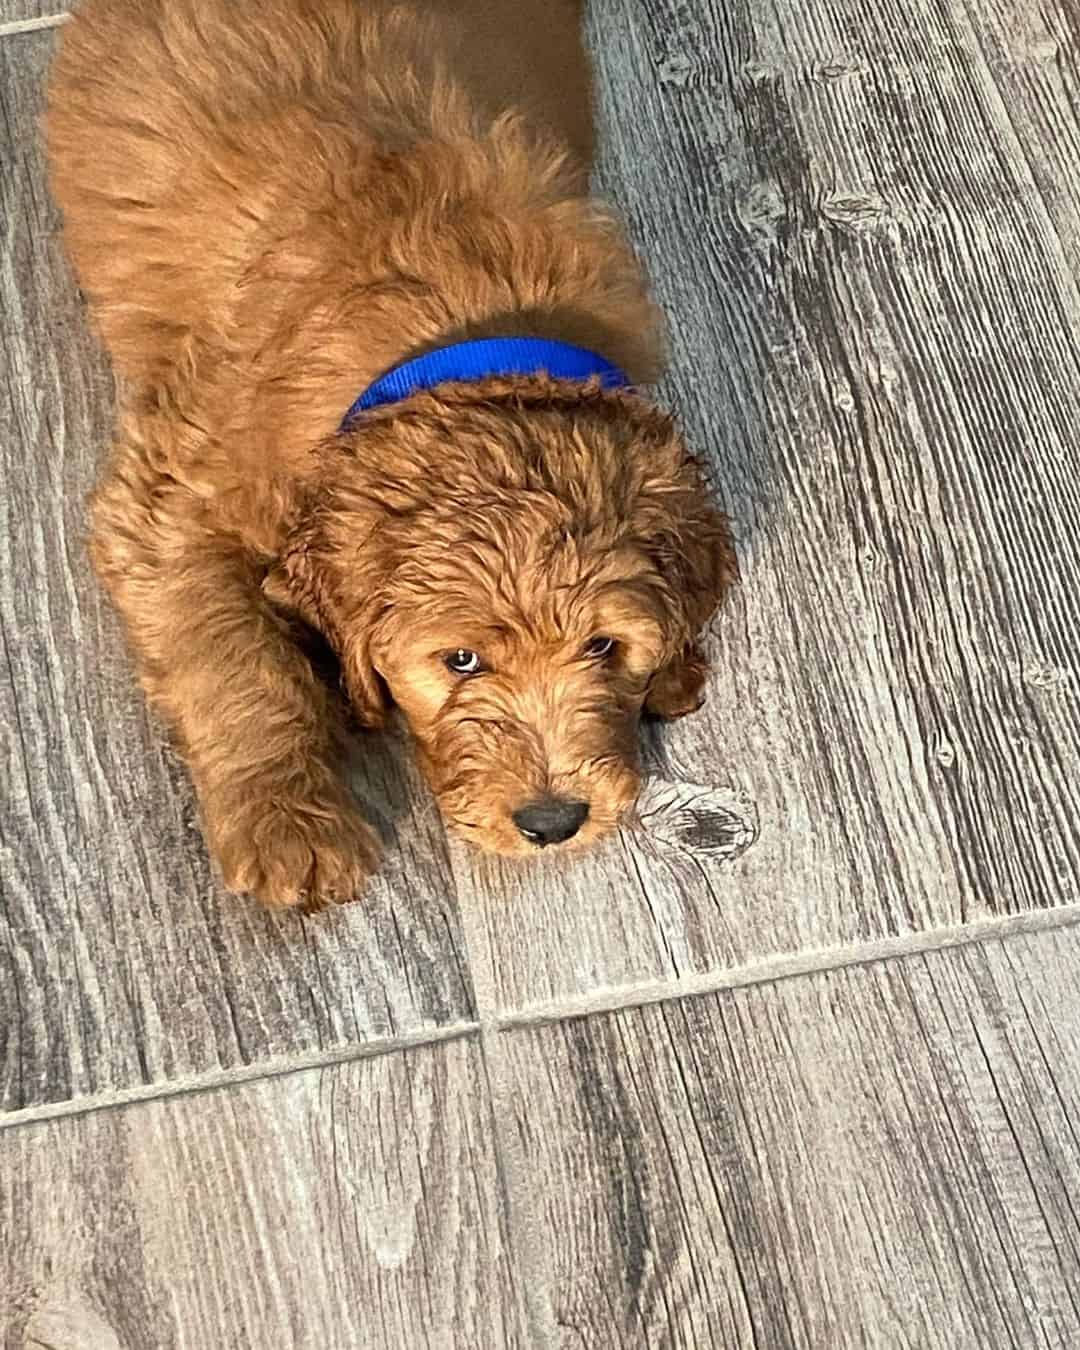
[0,1035,530,1350]
[0,34,475,1116]
[965,4,1080,285]
[499,926,1080,1349]
[455,0,1080,1014]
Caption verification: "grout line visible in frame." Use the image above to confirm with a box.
[0,13,71,38]
[4,901,1080,1136]
[0,1018,480,1133]
[493,900,1080,1031]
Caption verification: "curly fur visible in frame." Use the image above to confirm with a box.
[46,0,736,908]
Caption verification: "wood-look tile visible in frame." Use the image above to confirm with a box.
[0,1035,530,1349]
[497,925,1080,1348]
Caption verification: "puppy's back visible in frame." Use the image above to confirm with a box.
[47,0,593,398]
[47,1,440,389]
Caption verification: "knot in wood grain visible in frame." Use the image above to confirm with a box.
[1023,658,1073,690]
[741,60,782,86]
[636,780,758,861]
[656,52,694,87]
[736,180,787,241]
[820,191,893,236]
[809,56,869,84]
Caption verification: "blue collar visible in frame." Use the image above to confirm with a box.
[340,336,630,427]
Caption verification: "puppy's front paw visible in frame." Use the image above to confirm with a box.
[645,646,709,720]
[210,790,380,911]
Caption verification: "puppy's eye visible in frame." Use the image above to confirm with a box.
[444,649,483,676]
[584,636,617,660]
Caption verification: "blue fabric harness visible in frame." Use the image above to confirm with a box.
[340,336,630,427]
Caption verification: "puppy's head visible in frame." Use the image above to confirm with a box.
[270,379,736,854]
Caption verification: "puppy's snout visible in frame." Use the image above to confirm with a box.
[512,797,590,847]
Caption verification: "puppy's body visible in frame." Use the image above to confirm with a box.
[48,0,735,907]
[50,0,650,492]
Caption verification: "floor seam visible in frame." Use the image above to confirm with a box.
[4,901,1079,1135]
[0,1018,480,1134]
[493,900,1080,1032]
[0,13,70,39]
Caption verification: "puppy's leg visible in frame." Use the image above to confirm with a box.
[91,442,379,910]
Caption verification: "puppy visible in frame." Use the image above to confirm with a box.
[46,0,736,909]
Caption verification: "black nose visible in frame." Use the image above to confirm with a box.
[513,797,590,847]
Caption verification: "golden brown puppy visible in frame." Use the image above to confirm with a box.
[47,0,736,909]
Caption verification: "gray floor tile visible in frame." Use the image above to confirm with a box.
[0,1034,529,1350]
[495,924,1080,1348]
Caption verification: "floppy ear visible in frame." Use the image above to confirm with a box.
[262,499,392,729]
[633,457,738,719]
